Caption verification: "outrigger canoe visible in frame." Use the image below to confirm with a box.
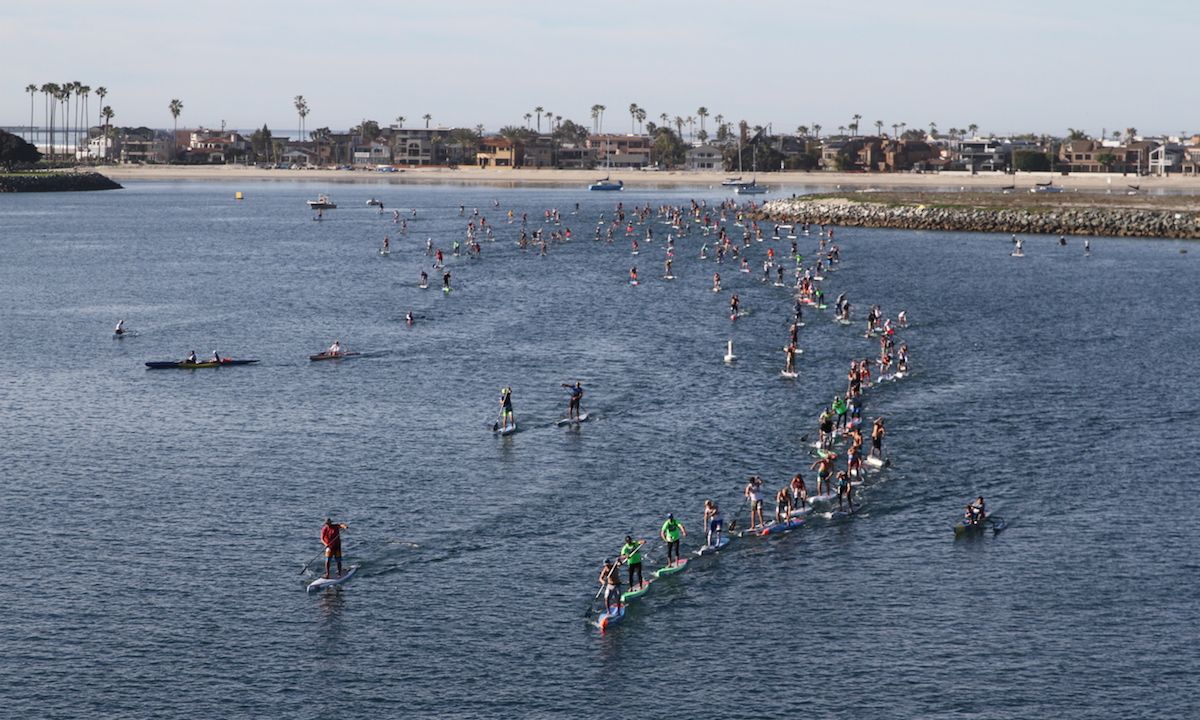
[146,359,259,369]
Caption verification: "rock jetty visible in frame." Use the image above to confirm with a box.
[0,171,122,193]
[760,194,1200,239]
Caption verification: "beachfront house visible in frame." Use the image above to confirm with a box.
[686,144,722,170]
[390,127,452,166]
[1059,139,1157,174]
[353,142,392,167]
[588,134,651,169]
[556,144,596,169]
[119,134,169,164]
[476,137,522,168]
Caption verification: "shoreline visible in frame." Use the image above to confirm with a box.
[94,164,1200,193]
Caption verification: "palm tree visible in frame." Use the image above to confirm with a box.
[423,113,432,128]
[796,125,809,137]
[79,84,91,157]
[891,123,900,139]
[169,98,183,161]
[838,125,846,138]
[590,105,601,134]
[61,83,72,159]
[687,116,696,141]
[629,103,639,134]
[95,87,107,135]
[967,123,978,138]
[874,120,883,137]
[596,105,606,134]
[101,105,114,160]
[928,121,937,139]
[635,108,646,134]
[25,84,37,144]
[851,113,862,136]
[812,124,821,140]
[395,115,406,128]
[524,113,533,129]
[41,83,56,162]
[294,95,308,142]
[659,112,669,129]
[534,106,544,133]
[697,107,709,136]
[899,122,906,139]
[674,116,684,138]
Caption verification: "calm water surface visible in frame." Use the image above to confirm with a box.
[1,181,1196,719]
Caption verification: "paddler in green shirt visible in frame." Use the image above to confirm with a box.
[620,535,645,591]
[832,395,848,431]
[659,513,687,567]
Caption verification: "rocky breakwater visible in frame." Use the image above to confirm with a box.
[760,195,1200,239]
[0,171,122,193]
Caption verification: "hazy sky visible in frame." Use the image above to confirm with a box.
[3,0,1196,138]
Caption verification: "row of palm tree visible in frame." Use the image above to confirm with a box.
[24,81,111,163]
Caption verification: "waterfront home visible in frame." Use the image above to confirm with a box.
[390,126,452,166]
[587,134,651,169]
[686,144,722,170]
[476,137,521,168]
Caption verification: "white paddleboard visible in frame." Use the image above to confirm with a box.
[865,455,886,468]
[555,412,590,426]
[307,565,359,593]
[780,371,798,379]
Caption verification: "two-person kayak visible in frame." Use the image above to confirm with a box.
[146,359,258,369]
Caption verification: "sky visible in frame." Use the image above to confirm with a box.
[3,0,1197,138]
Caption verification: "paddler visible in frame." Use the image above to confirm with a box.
[419,270,428,288]
[320,518,349,579]
[114,319,126,336]
[703,499,724,547]
[811,453,836,497]
[967,496,987,523]
[818,409,835,450]
[744,475,765,530]
[774,485,793,524]
[784,343,797,375]
[870,417,886,460]
[832,395,848,430]
[406,311,414,326]
[790,473,808,510]
[328,339,342,356]
[729,293,740,320]
[186,350,198,364]
[599,558,623,614]
[499,386,515,431]
[836,471,854,512]
[561,381,584,420]
[620,535,645,592]
[442,269,451,293]
[659,513,687,567]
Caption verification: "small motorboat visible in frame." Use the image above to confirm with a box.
[589,177,623,191]
[307,195,337,209]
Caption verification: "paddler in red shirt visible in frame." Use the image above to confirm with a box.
[321,518,348,579]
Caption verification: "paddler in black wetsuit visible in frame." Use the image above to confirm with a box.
[561,381,584,421]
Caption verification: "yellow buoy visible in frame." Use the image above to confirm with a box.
[235,191,244,200]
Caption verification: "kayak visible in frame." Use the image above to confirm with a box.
[306,565,359,593]
[309,351,361,362]
[145,359,259,369]
[620,579,654,603]
[694,536,730,556]
[653,558,688,579]
[593,604,625,631]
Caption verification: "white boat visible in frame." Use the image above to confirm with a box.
[721,176,746,187]
[307,195,337,209]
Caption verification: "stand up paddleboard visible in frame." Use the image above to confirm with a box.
[593,604,625,631]
[494,423,518,436]
[307,565,359,593]
[780,370,799,379]
[653,558,689,578]
[760,517,805,535]
[555,412,590,426]
[694,536,730,556]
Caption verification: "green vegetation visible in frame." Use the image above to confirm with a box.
[1014,151,1051,172]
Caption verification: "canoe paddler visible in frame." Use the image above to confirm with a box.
[660,513,687,567]
[320,518,348,579]
[966,497,986,524]
[186,350,198,364]
[114,319,126,335]
[599,558,622,614]
[703,499,724,546]
[328,339,342,356]
[620,535,645,591]
[744,475,765,529]
[210,350,222,363]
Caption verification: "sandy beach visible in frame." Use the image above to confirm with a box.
[94,164,1200,194]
